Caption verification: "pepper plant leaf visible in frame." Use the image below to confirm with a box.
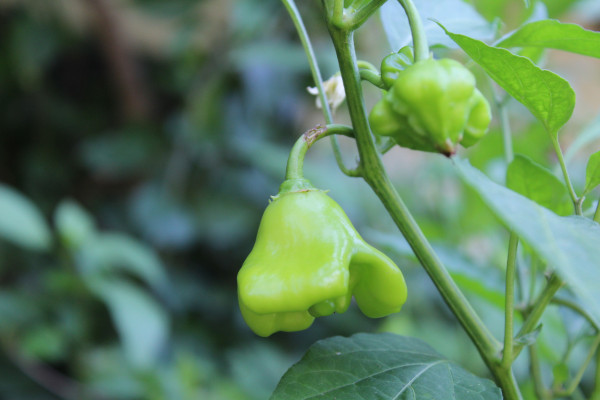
[584,150,600,195]
[454,158,600,326]
[88,277,169,369]
[0,184,51,251]
[380,0,493,51]
[271,333,502,400]
[497,19,600,58]
[439,25,575,136]
[506,154,572,216]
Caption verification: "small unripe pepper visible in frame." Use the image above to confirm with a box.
[369,52,491,156]
[237,132,407,337]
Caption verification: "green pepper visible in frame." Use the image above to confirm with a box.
[369,57,491,156]
[237,180,407,337]
[380,46,414,89]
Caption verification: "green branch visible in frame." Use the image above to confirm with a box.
[397,0,429,61]
[324,19,521,399]
[281,0,358,177]
[553,334,600,397]
[502,233,519,368]
[513,274,564,360]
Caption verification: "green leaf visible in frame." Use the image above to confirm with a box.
[506,154,572,216]
[89,278,169,369]
[454,158,600,327]
[271,333,501,400]
[498,20,600,58]
[54,199,96,249]
[439,25,575,135]
[0,184,51,251]
[514,324,542,346]
[584,151,600,195]
[77,233,168,292]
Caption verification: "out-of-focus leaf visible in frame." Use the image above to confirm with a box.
[89,279,169,369]
[380,0,494,51]
[228,343,293,400]
[129,184,197,250]
[0,292,39,334]
[21,325,68,362]
[54,199,96,249]
[564,112,600,164]
[77,233,169,293]
[441,25,575,136]
[0,184,51,251]
[455,158,600,327]
[271,333,502,400]
[584,151,600,195]
[497,19,600,58]
[506,155,572,216]
[79,128,163,178]
[81,346,144,399]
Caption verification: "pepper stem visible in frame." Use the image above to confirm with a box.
[281,124,355,194]
[397,0,429,62]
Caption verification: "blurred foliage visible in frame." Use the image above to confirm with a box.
[0,0,599,399]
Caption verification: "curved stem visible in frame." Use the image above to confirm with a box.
[551,136,581,215]
[281,0,333,124]
[591,348,600,400]
[285,133,310,181]
[397,0,429,61]
[359,69,386,88]
[281,0,358,177]
[327,24,511,395]
[285,124,356,181]
[553,334,600,397]
[551,297,600,332]
[529,344,551,400]
[502,233,519,368]
[513,273,564,360]
[498,94,514,164]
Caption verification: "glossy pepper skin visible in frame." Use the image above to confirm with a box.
[237,183,407,337]
[369,56,491,156]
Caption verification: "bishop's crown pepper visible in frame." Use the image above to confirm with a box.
[369,46,491,156]
[237,138,407,337]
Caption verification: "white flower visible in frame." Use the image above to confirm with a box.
[307,74,345,113]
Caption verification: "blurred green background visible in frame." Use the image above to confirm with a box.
[0,0,599,399]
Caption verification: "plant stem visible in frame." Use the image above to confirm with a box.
[326,24,522,398]
[359,69,386,88]
[551,297,600,332]
[513,274,563,360]
[498,95,514,164]
[348,0,388,30]
[529,344,551,400]
[281,0,357,176]
[551,136,581,215]
[285,124,355,181]
[502,233,519,368]
[594,200,600,223]
[554,334,600,397]
[591,348,600,400]
[397,0,429,61]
